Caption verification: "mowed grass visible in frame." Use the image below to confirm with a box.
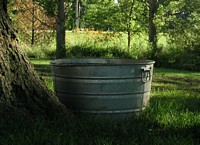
[0,59,199,145]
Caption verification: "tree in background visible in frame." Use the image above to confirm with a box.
[7,0,200,68]
[111,0,146,51]
[10,0,67,58]
[56,0,66,59]
[8,0,56,46]
[75,0,81,29]
[81,0,115,30]
[81,0,146,52]
[162,0,200,69]
[148,0,157,58]
[144,0,200,68]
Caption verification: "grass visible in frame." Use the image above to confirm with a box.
[21,31,151,59]
[151,73,200,128]
[21,30,200,71]
[1,58,199,145]
[0,57,198,144]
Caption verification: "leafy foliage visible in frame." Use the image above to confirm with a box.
[35,0,57,17]
[81,0,115,30]
[8,0,200,70]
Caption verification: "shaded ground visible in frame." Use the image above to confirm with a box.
[1,62,198,145]
[33,64,51,76]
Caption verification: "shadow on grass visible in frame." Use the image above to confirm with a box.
[131,84,200,144]
[148,70,200,144]
[149,95,200,112]
[14,65,198,145]
[33,64,51,76]
[142,96,200,144]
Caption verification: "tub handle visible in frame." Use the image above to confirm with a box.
[141,66,151,83]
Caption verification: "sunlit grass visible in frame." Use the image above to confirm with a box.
[149,68,200,129]
[22,31,151,59]
[30,58,52,65]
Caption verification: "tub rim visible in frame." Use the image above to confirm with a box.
[51,58,155,66]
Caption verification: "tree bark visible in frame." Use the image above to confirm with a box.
[0,0,67,117]
[56,0,66,59]
[31,0,36,46]
[148,0,157,58]
[75,0,80,29]
[127,0,135,52]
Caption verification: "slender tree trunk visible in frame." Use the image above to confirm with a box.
[127,30,131,50]
[31,0,35,46]
[0,0,67,117]
[56,0,66,59]
[75,0,80,29]
[127,0,135,52]
[148,0,157,58]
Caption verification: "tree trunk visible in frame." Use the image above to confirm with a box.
[0,0,67,117]
[31,0,35,46]
[148,0,157,58]
[75,0,80,29]
[56,0,66,59]
[127,0,135,52]
[127,30,131,51]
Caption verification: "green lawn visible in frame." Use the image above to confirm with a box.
[0,59,199,145]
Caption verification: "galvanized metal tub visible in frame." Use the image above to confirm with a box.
[51,58,155,119]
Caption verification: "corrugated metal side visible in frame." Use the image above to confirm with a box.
[52,59,154,117]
